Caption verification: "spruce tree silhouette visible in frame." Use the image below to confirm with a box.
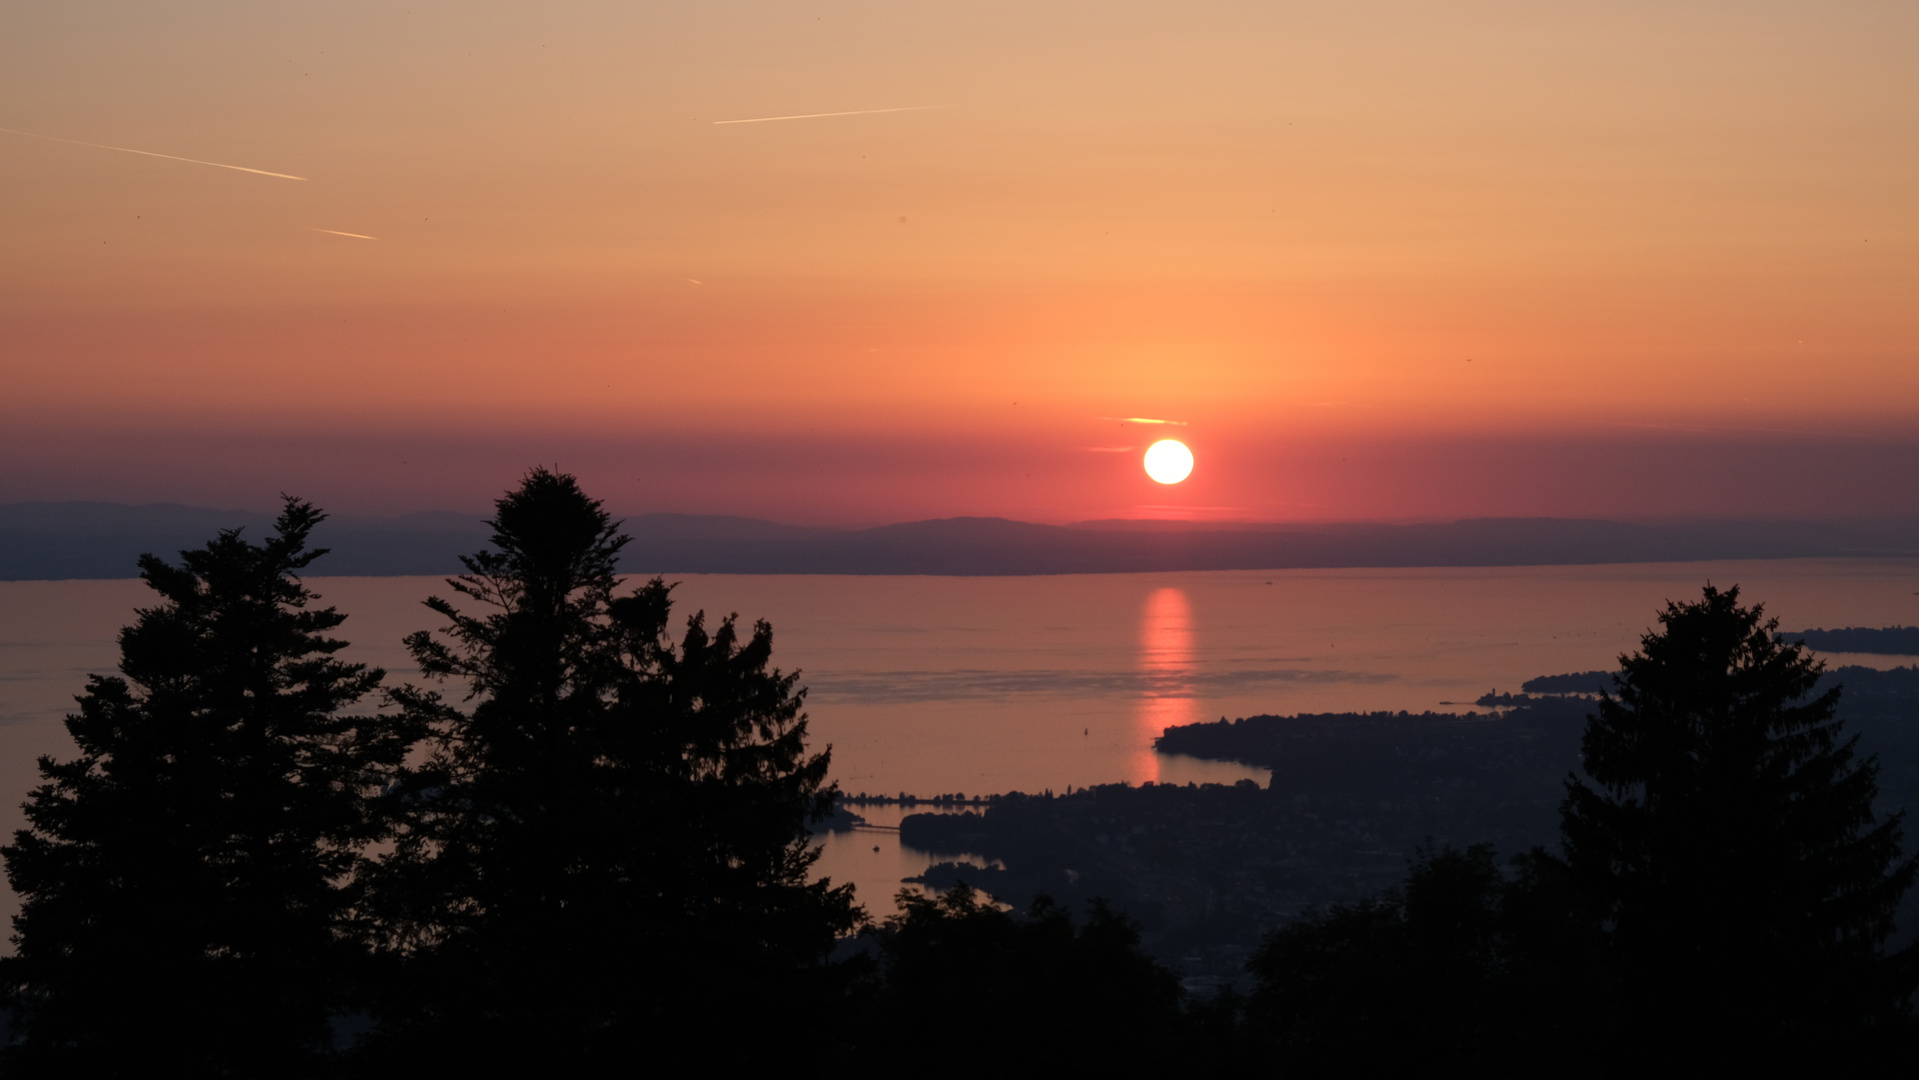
[0,499,401,1077]
[1561,584,1917,1064]
[363,468,857,1072]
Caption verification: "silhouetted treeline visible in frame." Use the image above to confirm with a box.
[842,791,993,807]
[4,480,1918,1073]
[0,472,859,1075]
[1520,669,1616,693]
[838,886,1228,1075]
[1250,587,1919,1072]
[1244,844,1617,1075]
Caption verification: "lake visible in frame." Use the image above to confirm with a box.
[2,558,1916,920]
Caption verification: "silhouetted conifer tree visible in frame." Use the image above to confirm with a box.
[1561,584,1917,1064]
[0,499,402,1077]
[362,468,857,1072]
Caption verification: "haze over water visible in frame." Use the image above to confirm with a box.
[4,558,1917,915]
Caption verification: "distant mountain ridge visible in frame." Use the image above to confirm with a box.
[0,502,491,580]
[4,502,1919,580]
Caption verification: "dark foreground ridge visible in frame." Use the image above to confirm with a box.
[6,501,1919,579]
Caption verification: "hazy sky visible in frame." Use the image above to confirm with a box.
[3,1,1915,522]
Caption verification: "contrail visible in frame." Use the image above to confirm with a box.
[1103,417,1189,426]
[312,228,377,239]
[713,105,948,125]
[0,127,307,180]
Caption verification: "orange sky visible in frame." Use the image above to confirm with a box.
[3,1,1916,522]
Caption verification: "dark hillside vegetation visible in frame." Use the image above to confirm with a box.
[842,885,1206,1075]
[1222,588,1919,1073]
[901,662,1919,992]
[1521,670,1615,693]
[904,699,1593,985]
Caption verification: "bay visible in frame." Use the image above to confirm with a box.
[1,558,1915,921]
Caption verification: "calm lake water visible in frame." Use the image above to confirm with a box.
[2,559,1917,920]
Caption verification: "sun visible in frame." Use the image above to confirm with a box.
[1143,439,1194,484]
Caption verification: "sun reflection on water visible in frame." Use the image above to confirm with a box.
[1136,586,1198,784]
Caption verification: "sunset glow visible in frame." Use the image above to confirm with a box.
[0,1,1914,523]
[3,5,1918,1044]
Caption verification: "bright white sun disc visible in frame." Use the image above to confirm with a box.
[1143,439,1194,484]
